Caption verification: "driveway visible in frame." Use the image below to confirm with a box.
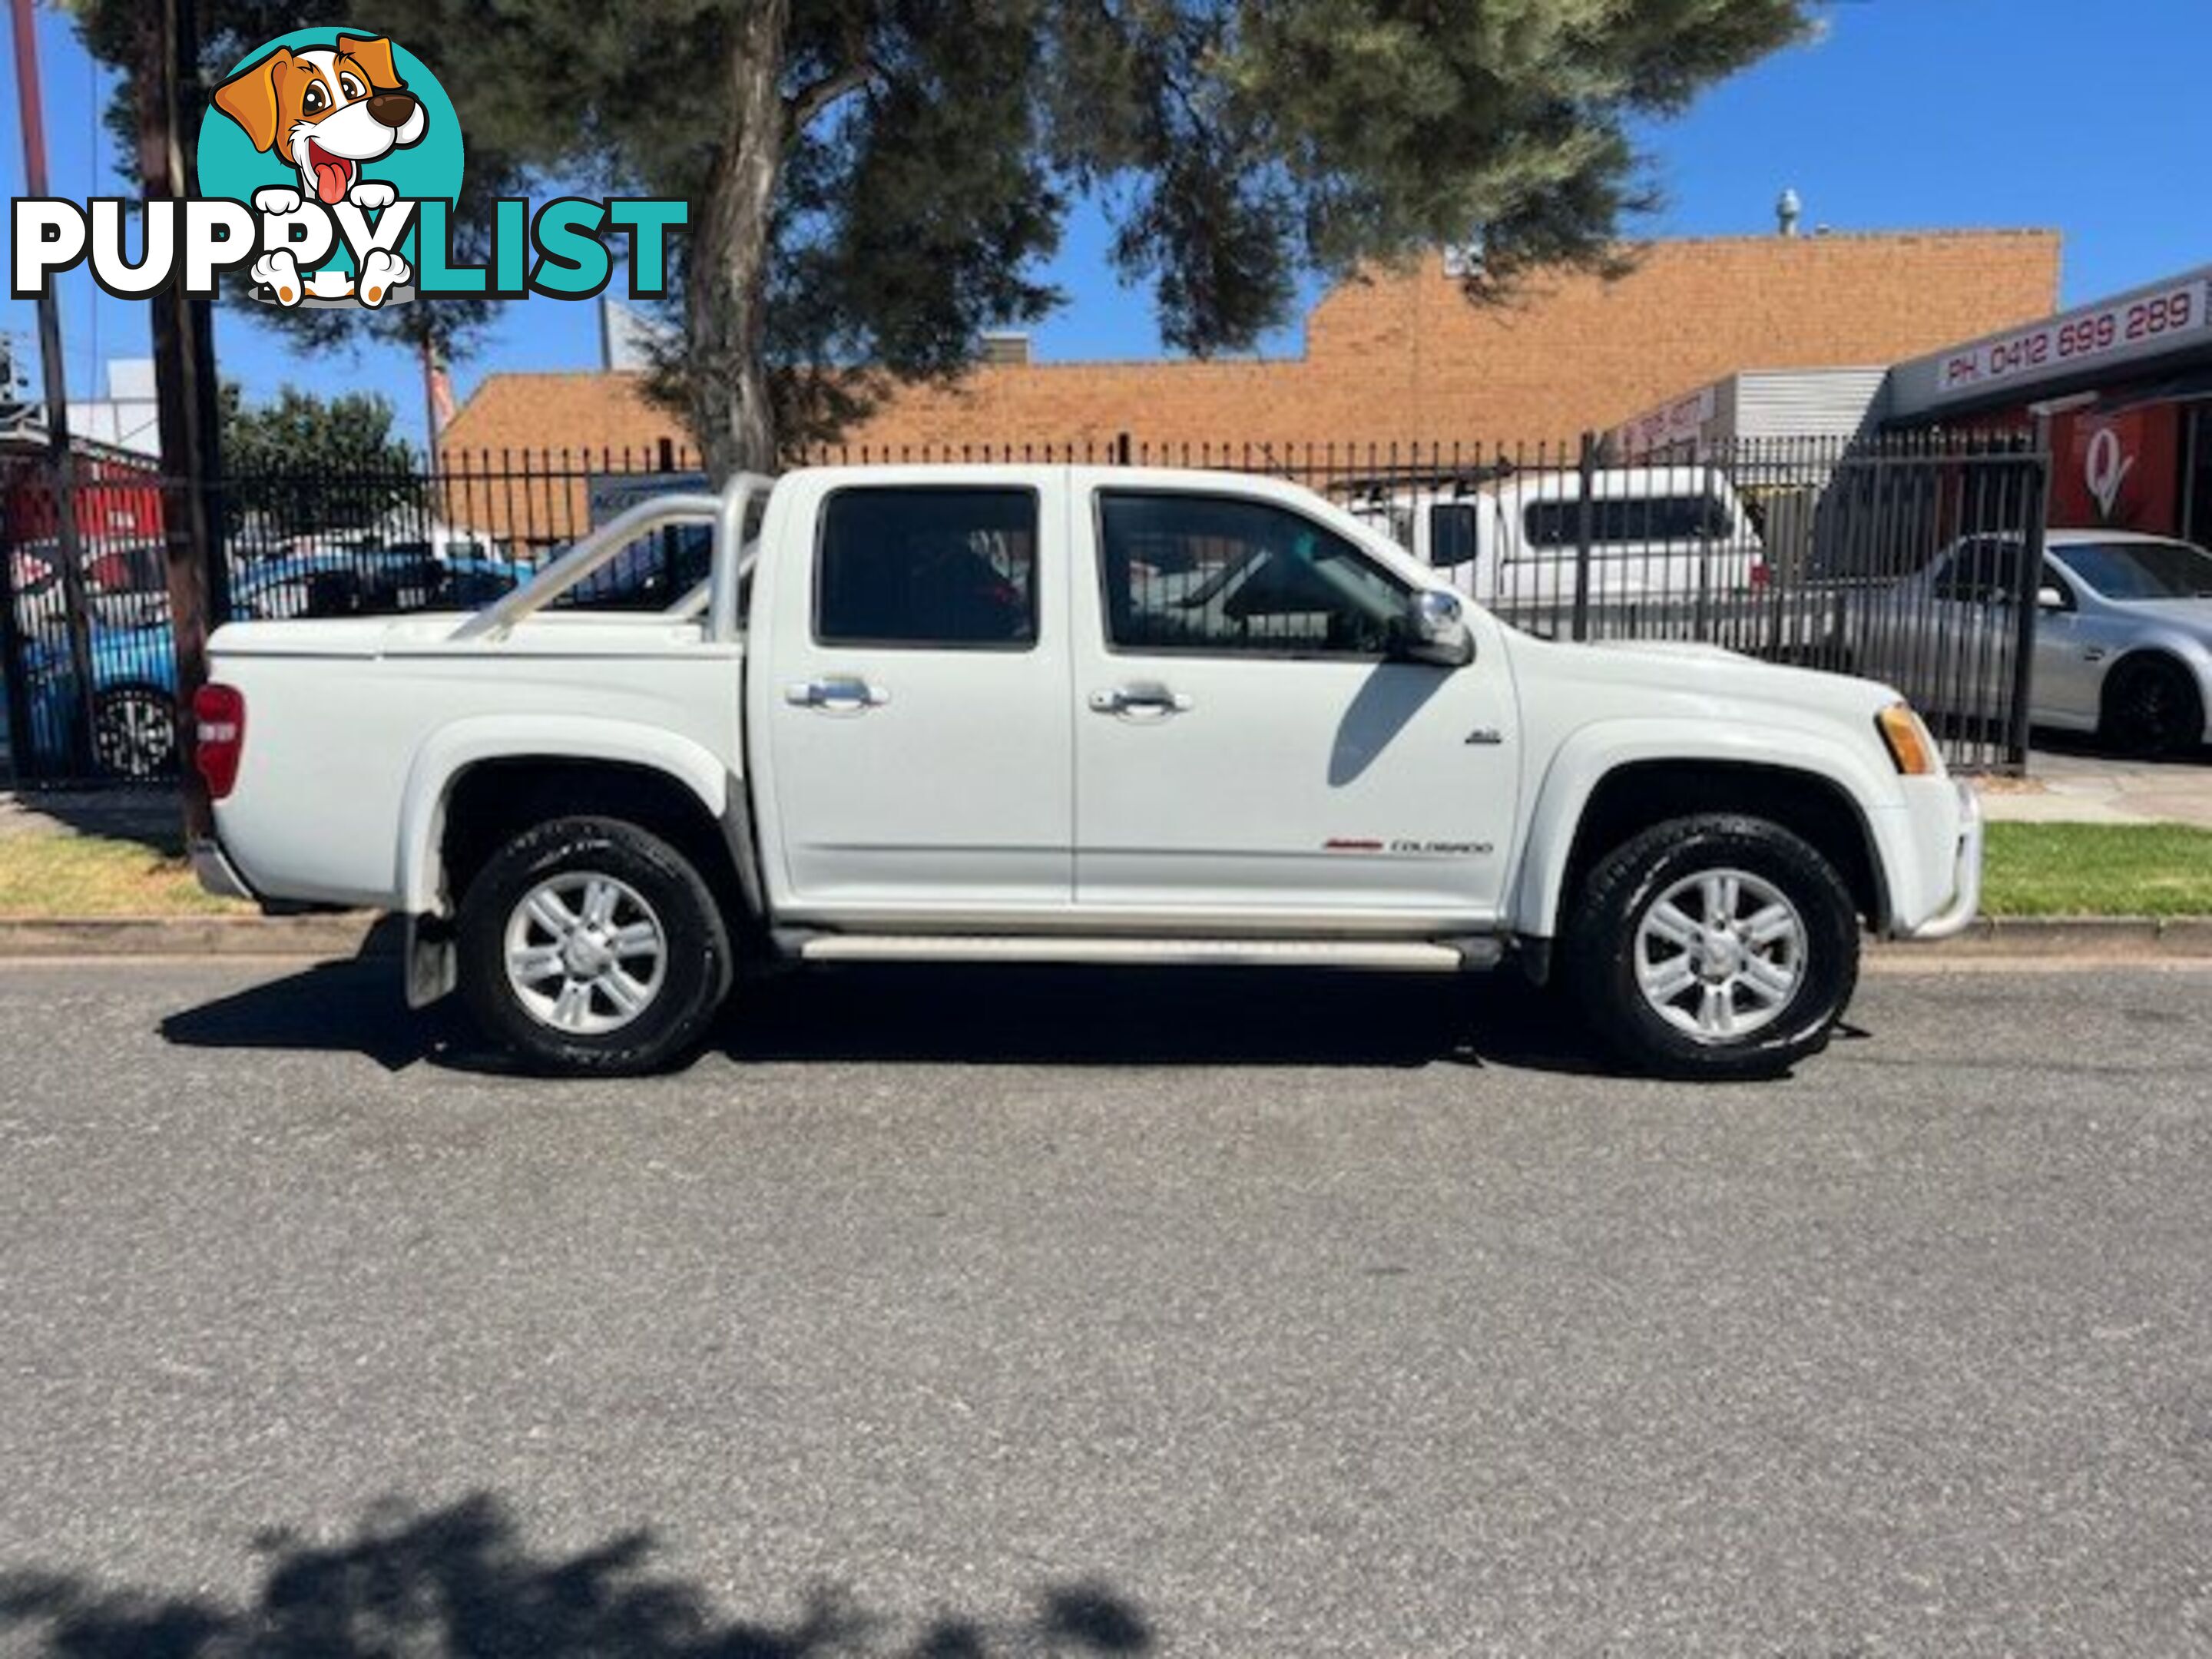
[1,959,2207,1655]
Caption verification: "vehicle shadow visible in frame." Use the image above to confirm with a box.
[159,954,472,1074]
[4,783,185,854]
[720,962,1624,1075]
[158,955,1630,1078]
[1328,664,1450,786]
[0,1490,1152,1657]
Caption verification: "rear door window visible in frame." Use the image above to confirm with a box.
[815,487,1038,648]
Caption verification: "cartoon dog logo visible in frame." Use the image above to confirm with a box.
[211,34,424,309]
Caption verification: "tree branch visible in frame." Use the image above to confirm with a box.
[786,60,874,137]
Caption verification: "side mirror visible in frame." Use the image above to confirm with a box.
[2036,584,2067,611]
[1397,588,1475,667]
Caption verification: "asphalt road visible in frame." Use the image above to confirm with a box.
[0,958,2207,1657]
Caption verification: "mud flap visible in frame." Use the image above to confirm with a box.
[405,913,457,1008]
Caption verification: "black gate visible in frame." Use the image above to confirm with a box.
[1,430,2047,783]
[1707,432,2050,771]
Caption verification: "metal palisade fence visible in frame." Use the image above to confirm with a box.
[0,429,2045,783]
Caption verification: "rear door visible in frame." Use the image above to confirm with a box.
[751,474,1073,916]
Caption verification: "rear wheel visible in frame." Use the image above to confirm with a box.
[456,816,731,1075]
[1563,814,1859,1080]
[2101,655,2202,757]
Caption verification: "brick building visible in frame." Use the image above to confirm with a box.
[443,229,2061,468]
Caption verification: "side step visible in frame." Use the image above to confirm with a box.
[792,934,1503,972]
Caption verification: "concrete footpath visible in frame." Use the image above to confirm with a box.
[1976,744,2212,828]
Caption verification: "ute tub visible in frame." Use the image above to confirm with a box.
[204,611,746,912]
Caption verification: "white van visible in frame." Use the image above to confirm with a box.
[1346,465,1769,637]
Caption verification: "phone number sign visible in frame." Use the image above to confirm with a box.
[1939,275,2212,396]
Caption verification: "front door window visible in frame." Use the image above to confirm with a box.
[1098,492,1406,657]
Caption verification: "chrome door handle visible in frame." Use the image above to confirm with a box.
[1089,682,1193,717]
[785,675,889,711]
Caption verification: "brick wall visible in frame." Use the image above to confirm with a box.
[441,229,2063,495]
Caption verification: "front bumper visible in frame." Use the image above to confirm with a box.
[1899,780,1982,941]
[188,836,255,901]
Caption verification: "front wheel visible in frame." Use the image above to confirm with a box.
[455,816,732,1076]
[1562,815,1860,1080]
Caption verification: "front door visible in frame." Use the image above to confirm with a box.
[755,478,1072,913]
[2028,560,2101,726]
[1071,485,1520,924]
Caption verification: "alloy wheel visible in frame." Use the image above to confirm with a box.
[502,872,669,1035]
[1634,866,1808,1042]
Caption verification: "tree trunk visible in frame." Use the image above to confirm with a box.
[688,0,789,482]
[141,0,223,834]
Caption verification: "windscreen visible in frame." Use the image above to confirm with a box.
[2057,539,2212,601]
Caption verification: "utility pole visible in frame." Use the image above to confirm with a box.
[419,329,448,542]
[137,0,224,836]
[9,0,100,777]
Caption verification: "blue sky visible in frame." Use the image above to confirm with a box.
[5,0,2209,443]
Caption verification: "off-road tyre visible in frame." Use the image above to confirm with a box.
[456,815,732,1076]
[1562,813,1860,1081]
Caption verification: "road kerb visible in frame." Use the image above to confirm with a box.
[1869,916,2212,959]
[0,913,389,959]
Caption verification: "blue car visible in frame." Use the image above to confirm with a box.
[18,550,468,778]
[22,619,184,780]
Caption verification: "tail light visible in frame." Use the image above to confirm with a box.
[193,682,246,800]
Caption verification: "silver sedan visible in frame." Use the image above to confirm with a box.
[1851,530,2212,757]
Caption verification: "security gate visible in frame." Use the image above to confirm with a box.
[0,432,2048,782]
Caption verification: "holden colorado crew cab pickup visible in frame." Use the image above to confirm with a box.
[190,465,1981,1080]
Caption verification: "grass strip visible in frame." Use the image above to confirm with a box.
[1979,822,2212,918]
[0,820,2207,921]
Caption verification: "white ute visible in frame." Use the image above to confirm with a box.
[1343,464,1767,633]
[190,466,1981,1079]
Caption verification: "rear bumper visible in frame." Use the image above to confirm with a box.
[1897,780,1982,941]
[188,836,256,901]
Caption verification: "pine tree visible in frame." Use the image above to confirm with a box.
[68,0,1812,478]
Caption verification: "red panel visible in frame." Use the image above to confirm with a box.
[2048,406,2181,535]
